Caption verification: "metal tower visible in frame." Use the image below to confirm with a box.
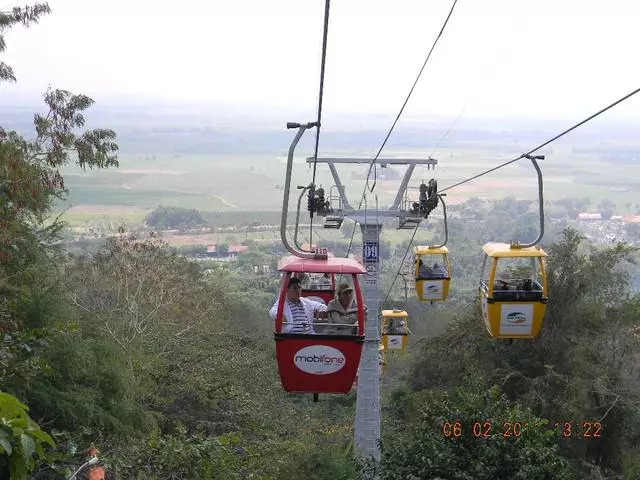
[279,122,438,468]
[306,155,437,463]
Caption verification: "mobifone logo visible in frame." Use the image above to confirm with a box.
[294,345,346,375]
[426,285,440,293]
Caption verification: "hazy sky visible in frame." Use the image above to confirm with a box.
[2,0,640,122]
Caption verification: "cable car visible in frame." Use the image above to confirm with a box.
[479,242,548,339]
[381,309,410,352]
[414,246,451,302]
[479,153,549,339]
[273,255,366,394]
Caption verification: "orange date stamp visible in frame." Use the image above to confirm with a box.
[441,420,603,439]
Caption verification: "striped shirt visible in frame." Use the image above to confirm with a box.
[286,298,312,334]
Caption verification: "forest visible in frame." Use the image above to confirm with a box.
[2,4,640,480]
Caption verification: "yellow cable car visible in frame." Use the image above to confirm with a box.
[414,246,451,302]
[479,242,548,339]
[479,153,550,339]
[381,309,410,352]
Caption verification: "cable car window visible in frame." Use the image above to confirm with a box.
[300,272,333,290]
[416,257,449,279]
[485,257,544,301]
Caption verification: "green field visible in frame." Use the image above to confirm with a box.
[54,141,640,229]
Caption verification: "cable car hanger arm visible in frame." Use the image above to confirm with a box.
[281,123,326,259]
[294,185,314,253]
[515,154,545,249]
[429,193,448,249]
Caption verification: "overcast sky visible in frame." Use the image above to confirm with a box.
[2,0,640,123]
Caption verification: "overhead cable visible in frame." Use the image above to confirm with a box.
[346,0,460,257]
[365,0,459,194]
[440,86,640,193]
[309,0,332,248]
[383,85,640,304]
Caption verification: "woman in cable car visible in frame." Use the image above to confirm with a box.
[270,255,366,394]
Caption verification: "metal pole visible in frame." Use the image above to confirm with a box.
[355,220,382,464]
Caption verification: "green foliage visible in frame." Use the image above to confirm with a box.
[0,328,53,387]
[375,384,575,480]
[65,232,219,351]
[0,391,55,480]
[407,227,640,478]
[173,244,207,256]
[277,439,358,480]
[114,428,278,479]
[27,335,159,438]
[145,205,206,230]
[217,242,229,254]
[33,89,119,170]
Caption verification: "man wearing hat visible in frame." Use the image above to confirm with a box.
[315,282,366,335]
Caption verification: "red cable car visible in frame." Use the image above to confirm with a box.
[273,255,366,394]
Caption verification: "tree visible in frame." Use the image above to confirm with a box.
[66,232,221,356]
[145,206,206,230]
[0,4,120,476]
[1,2,119,328]
[374,384,575,479]
[217,242,230,255]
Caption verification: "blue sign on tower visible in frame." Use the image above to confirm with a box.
[363,243,379,263]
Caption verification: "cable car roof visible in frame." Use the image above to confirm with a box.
[381,309,408,317]
[415,246,449,255]
[482,242,548,258]
[278,255,367,274]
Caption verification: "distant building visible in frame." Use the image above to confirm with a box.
[577,213,602,221]
[624,215,640,224]
[229,245,250,255]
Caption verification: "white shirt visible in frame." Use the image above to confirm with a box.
[270,296,328,334]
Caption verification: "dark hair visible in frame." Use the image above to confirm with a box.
[288,277,302,288]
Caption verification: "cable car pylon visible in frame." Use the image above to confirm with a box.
[299,153,437,462]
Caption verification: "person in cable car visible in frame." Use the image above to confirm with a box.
[431,262,447,277]
[315,283,365,335]
[269,277,327,334]
[417,259,431,279]
[395,319,411,335]
[383,318,395,335]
